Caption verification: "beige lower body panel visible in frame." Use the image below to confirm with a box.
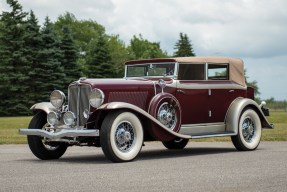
[179,123,226,135]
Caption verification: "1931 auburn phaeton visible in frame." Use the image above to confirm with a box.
[19,56,273,162]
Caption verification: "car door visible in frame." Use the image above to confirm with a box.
[206,64,238,123]
[176,63,208,125]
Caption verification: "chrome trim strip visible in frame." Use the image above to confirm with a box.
[153,81,157,95]
[176,81,246,90]
[191,132,236,139]
[19,128,99,139]
[205,62,208,80]
[173,62,179,79]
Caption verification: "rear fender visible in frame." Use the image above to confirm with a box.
[225,98,273,134]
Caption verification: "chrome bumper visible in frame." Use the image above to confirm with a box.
[19,128,100,139]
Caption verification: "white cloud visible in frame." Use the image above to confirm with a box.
[1,0,286,100]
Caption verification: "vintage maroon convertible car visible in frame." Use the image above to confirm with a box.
[19,56,273,162]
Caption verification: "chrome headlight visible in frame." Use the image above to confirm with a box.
[50,90,65,109]
[89,88,105,108]
[47,112,59,126]
[63,111,76,126]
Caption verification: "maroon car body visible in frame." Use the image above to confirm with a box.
[19,56,273,162]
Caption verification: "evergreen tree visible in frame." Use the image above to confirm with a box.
[0,0,30,116]
[23,10,42,106]
[35,17,65,101]
[54,12,106,76]
[86,34,113,78]
[60,25,81,85]
[173,32,195,57]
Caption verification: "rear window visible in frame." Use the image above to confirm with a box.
[207,64,228,80]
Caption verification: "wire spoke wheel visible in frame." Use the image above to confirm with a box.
[101,111,143,162]
[242,117,256,143]
[115,121,136,152]
[231,108,262,151]
[157,102,177,130]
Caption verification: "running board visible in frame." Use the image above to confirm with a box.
[190,131,236,139]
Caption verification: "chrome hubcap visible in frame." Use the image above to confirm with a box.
[242,116,256,143]
[157,102,177,130]
[115,121,135,152]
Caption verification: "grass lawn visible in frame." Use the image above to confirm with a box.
[0,116,32,144]
[0,111,286,144]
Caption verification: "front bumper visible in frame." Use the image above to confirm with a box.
[19,128,100,139]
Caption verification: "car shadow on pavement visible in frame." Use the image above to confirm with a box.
[138,146,237,161]
[17,145,237,164]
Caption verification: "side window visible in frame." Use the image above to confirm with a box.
[208,64,229,80]
[178,64,205,80]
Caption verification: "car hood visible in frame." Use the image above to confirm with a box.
[78,78,156,92]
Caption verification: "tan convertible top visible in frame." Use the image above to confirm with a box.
[125,56,246,87]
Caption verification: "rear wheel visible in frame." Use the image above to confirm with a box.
[162,138,189,150]
[27,112,68,160]
[100,111,144,163]
[231,108,262,151]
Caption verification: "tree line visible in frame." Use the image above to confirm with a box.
[0,0,195,116]
[3,0,283,116]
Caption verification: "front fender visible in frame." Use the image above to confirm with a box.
[30,102,56,114]
[92,102,191,141]
[225,98,273,134]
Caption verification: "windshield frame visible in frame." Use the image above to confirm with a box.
[124,62,178,79]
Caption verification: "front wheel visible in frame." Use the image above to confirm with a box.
[27,112,68,160]
[231,108,262,151]
[162,138,189,150]
[100,111,144,163]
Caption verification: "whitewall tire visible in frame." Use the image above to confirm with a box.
[231,108,262,151]
[100,111,143,162]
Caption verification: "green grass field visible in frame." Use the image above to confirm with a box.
[0,111,286,144]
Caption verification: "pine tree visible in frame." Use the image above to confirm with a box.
[173,32,195,57]
[0,0,30,116]
[60,26,81,85]
[23,10,42,106]
[87,34,113,78]
[35,17,65,101]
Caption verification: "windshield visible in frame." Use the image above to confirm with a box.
[126,63,176,78]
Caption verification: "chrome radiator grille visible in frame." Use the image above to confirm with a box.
[68,84,91,126]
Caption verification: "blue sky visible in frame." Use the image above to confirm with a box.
[1,0,286,100]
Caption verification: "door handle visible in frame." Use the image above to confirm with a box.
[177,90,185,94]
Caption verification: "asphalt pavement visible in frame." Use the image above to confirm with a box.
[0,142,286,192]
